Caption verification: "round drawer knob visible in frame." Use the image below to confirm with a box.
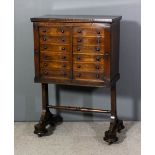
[96,74,99,79]
[43,29,46,33]
[44,63,47,67]
[44,71,48,75]
[44,45,47,49]
[96,47,100,51]
[97,31,100,34]
[96,56,101,61]
[61,29,64,33]
[63,64,66,68]
[61,47,65,50]
[61,38,65,42]
[43,37,46,41]
[77,65,81,68]
[77,47,81,51]
[77,73,81,77]
[62,56,66,60]
[77,56,81,60]
[77,29,82,33]
[77,38,82,42]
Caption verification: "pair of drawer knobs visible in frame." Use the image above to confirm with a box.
[44,70,67,77]
[77,65,100,69]
[43,46,66,51]
[77,73,100,79]
[43,29,65,33]
[77,47,100,51]
[76,56,101,61]
[43,36,65,42]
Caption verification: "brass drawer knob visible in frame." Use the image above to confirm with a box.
[77,73,81,77]
[77,38,82,42]
[44,70,48,75]
[96,47,100,51]
[63,64,66,68]
[77,29,82,33]
[61,47,66,50]
[97,31,100,34]
[44,45,47,49]
[44,63,47,67]
[77,47,81,51]
[61,28,64,33]
[43,36,46,41]
[96,56,101,61]
[62,56,66,60]
[61,37,65,42]
[77,65,81,68]
[77,56,81,60]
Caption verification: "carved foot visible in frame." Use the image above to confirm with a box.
[103,119,125,144]
[34,110,63,137]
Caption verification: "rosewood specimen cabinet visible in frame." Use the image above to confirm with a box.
[30,15,125,144]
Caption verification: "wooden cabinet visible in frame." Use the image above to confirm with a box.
[31,15,124,144]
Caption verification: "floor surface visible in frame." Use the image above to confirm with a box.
[14,121,140,155]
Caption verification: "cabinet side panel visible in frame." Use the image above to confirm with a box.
[110,21,120,81]
[33,22,40,82]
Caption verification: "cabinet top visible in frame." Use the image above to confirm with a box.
[30,15,122,23]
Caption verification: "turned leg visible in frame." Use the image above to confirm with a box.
[103,83,125,144]
[34,83,63,137]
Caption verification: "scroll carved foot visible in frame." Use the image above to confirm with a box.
[103,118,125,144]
[34,110,63,137]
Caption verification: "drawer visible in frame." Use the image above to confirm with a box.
[41,69,71,79]
[40,35,70,44]
[73,27,104,36]
[73,62,104,72]
[73,53,106,62]
[73,45,105,54]
[40,44,70,53]
[40,61,71,70]
[40,52,71,61]
[39,26,71,36]
[73,71,104,81]
[73,36,104,45]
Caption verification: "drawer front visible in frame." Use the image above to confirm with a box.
[40,52,71,61]
[73,71,104,81]
[40,44,70,53]
[73,62,104,72]
[73,27,105,36]
[73,54,106,62]
[73,45,105,54]
[39,26,71,36]
[40,61,71,70]
[73,37,104,45]
[40,35,70,44]
[40,69,70,79]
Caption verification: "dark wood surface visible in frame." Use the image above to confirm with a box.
[31,15,124,144]
[31,15,122,23]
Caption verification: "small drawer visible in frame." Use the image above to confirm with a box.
[40,52,71,61]
[73,62,104,72]
[40,69,70,79]
[40,61,71,70]
[73,36,104,45]
[39,26,71,36]
[73,45,105,54]
[73,54,105,62]
[73,27,104,36]
[40,35,70,44]
[40,44,70,53]
[73,71,104,81]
